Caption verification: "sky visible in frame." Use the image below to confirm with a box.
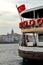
[0,0,43,34]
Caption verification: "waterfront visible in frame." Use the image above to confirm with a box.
[0,44,43,65]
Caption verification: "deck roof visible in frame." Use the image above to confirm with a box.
[21,5,43,19]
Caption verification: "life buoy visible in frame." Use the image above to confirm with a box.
[42,18,43,23]
[37,18,43,26]
[23,21,28,27]
[29,20,35,27]
[23,21,26,27]
[19,22,23,28]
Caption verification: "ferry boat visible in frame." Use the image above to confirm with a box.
[17,5,43,60]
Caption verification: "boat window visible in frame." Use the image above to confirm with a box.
[35,8,43,18]
[38,34,43,42]
[19,33,36,46]
[21,11,34,18]
[21,8,43,19]
[24,33,35,42]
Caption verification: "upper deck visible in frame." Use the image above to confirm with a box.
[18,5,43,33]
[20,5,43,19]
[19,5,43,47]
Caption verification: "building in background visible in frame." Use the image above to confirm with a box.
[0,29,20,43]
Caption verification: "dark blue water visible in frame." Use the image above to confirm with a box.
[0,44,43,65]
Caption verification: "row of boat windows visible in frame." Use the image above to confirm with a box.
[21,33,43,43]
[21,8,43,18]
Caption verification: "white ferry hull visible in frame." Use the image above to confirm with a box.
[18,46,43,60]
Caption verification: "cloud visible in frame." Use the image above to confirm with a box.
[0,0,43,34]
[0,0,17,13]
[0,11,21,34]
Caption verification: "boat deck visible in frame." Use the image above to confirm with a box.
[19,46,43,52]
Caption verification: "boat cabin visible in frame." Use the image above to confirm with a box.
[19,5,43,47]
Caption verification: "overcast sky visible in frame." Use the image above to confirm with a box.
[0,0,43,34]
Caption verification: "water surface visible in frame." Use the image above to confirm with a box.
[0,44,43,65]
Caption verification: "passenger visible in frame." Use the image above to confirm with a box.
[26,35,29,43]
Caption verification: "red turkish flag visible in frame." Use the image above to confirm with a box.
[17,4,26,13]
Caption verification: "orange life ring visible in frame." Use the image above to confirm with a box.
[29,20,35,27]
[37,18,43,26]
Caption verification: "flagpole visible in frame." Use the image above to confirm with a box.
[16,4,25,46]
[16,5,22,22]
